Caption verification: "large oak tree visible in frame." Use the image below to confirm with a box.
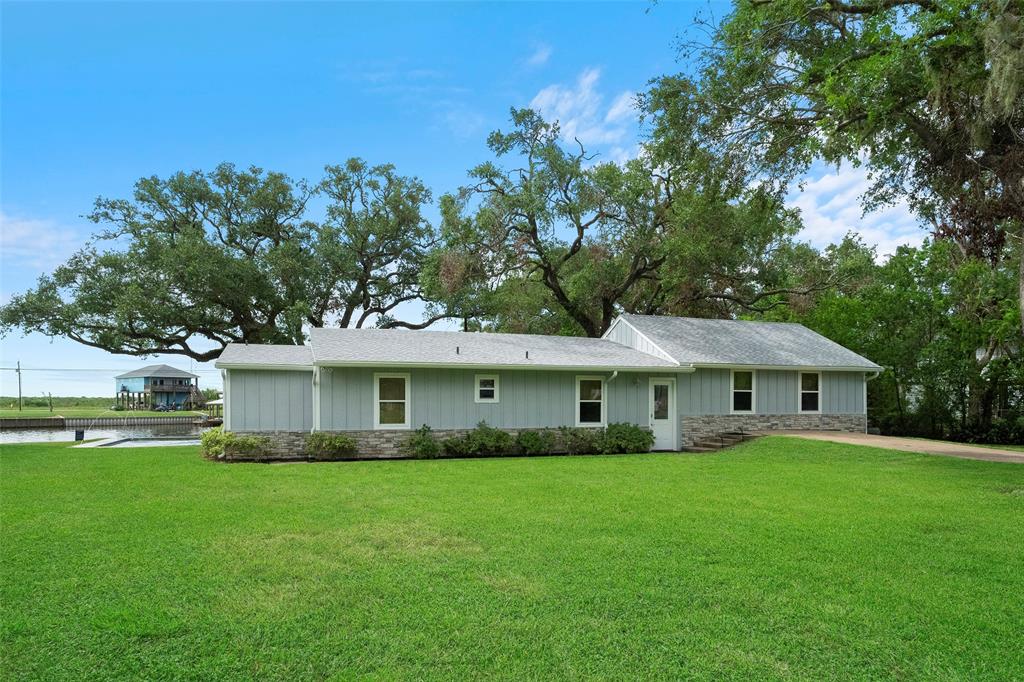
[0,161,443,361]
[648,0,1024,330]
[424,108,834,336]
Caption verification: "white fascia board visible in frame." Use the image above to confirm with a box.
[602,316,679,365]
[314,361,695,373]
[213,363,314,371]
[689,363,881,372]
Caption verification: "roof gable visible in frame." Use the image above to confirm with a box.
[617,314,880,370]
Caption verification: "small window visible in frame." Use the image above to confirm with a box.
[576,376,605,426]
[800,372,820,413]
[374,373,410,429]
[731,370,755,413]
[475,374,499,403]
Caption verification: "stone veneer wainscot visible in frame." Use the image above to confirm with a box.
[680,414,866,447]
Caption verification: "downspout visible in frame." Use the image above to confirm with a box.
[608,370,619,383]
[221,369,230,431]
[311,366,321,434]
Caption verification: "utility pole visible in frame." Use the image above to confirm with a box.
[16,361,22,412]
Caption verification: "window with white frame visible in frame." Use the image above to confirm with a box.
[475,374,499,403]
[800,372,821,413]
[731,370,755,413]
[374,373,410,429]
[576,376,605,426]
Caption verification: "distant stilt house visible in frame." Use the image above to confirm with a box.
[114,365,203,410]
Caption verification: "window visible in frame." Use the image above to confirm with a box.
[576,376,605,426]
[731,370,755,413]
[475,374,499,403]
[374,373,410,429]
[800,372,821,413]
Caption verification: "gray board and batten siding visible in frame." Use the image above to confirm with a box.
[223,365,864,434]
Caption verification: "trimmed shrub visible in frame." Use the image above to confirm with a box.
[306,432,358,460]
[227,434,272,459]
[201,427,272,460]
[441,434,477,457]
[558,426,602,455]
[599,423,655,454]
[442,421,516,457]
[200,427,229,459]
[402,425,441,459]
[468,421,515,456]
[516,429,558,456]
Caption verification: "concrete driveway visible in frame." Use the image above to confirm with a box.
[768,431,1024,464]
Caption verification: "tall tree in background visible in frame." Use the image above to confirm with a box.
[0,161,440,361]
[647,0,1024,331]
[794,238,1021,439]
[425,108,832,336]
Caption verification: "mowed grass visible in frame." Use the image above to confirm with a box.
[0,407,201,419]
[2,438,1023,680]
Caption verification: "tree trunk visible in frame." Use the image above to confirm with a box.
[1019,226,1024,336]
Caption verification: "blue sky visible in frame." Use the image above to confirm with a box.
[0,1,923,398]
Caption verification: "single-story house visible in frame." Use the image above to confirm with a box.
[214,314,880,457]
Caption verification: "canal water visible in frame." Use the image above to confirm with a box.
[1,424,206,445]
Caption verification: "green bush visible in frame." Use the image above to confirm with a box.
[441,434,476,457]
[599,423,655,454]
[228,434,272,459]
[200,427,229,459]
[401,425,441,458]
[200,427,271,460]
[306,432,358,460]
[515,429,558,456]
[442,421,516,457]
[558,427,603,455]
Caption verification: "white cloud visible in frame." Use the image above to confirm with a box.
[439,104,486,139]
[525,43,552,68]
[605,91,636,124]
[789,164,926,260]
[529,68,636,149]
[0,211,83,270]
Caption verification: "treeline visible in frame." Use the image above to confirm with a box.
[2,0,1021,442]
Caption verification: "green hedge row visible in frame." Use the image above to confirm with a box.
[201,428,358,461]
[401,421,655,459]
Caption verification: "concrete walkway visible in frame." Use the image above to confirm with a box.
[767,431,1024,464]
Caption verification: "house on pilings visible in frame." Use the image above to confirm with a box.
[114,365,204,410]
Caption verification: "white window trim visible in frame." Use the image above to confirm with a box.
[575,375,607,427]
[373,372,411,430]
[474,374,500,404]
[730,369,756,414]
[799,371,822,414]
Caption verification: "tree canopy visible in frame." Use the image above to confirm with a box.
[423,108,834,337]
[0,161,440,361]
[646,0,1024,329]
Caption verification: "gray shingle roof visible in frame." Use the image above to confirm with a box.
[618,314,880,370]
[115,364,198,379]
[215,344,313,368]
[308,327,679,369]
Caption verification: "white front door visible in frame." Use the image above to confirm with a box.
[649,379,676,451]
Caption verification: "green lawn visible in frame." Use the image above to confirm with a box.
[0,407,201,419]
[2,438,1022,680]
